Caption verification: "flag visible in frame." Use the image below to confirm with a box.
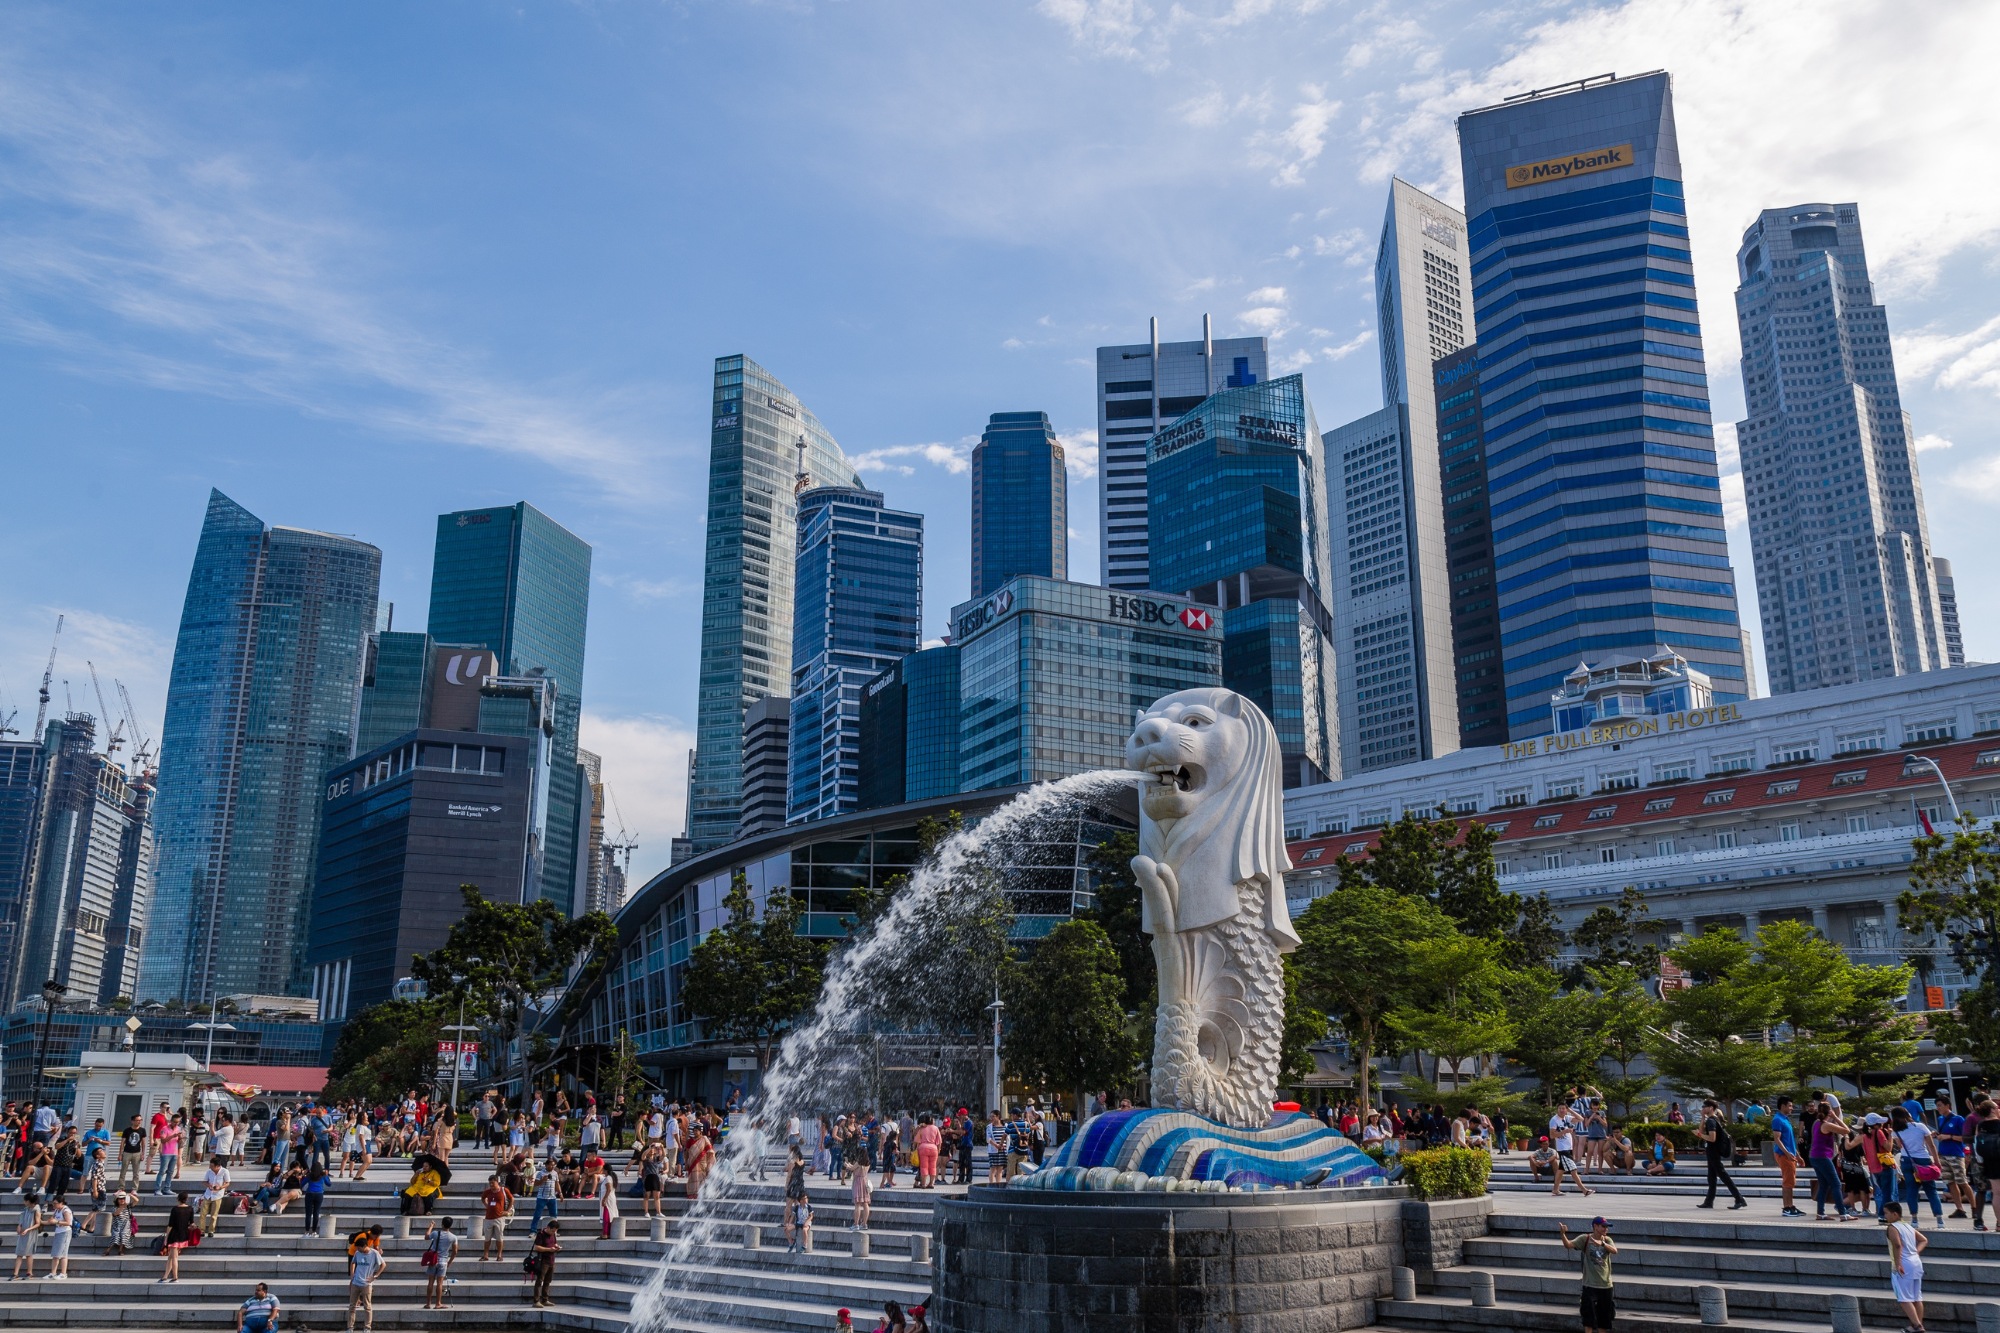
[1919,810,1936,836]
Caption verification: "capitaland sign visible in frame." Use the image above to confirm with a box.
[1500,703,1743,760]
[1506,143,1633,189]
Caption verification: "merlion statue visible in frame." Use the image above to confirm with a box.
[1124,687,1297,1128]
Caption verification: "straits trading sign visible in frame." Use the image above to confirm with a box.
[1500,702,1743,760]
[1506,143,1633,189]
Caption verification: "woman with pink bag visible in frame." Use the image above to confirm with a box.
[1890,1107,1946,1228]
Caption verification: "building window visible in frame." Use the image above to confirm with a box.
[1345,842,1370,856]
[1975,711,2000,737]
[1498,790,1529,808]
[1780,822,1802,842]
[1836,731,1885,754]
[1544,854,1563,870]
[1318,818,1349,835]
[1600,772,1639,792]
[1656,838,1676,856]
[1829,769,1869,788]
[1286,826,1305,841]
[1766,780,1801,797]
[1716,830,1738,849]
[1643,797,1675,813]
[1586,806,1619,821]
[1712,752,1754,774]
[1774,741,1819,765]
[1907,719,1957,744]
[1704,789,1737,806]
[1450,795,1479,814]
[1975,750,2000,770]
[1653,761,1694,783]
[1599,847,1617,863]
[1483,820,1511,833]
[1496,859,1510,875]
[1547,780,1581,800]
[1534,814,1562,829]
[1846,815,1869,833]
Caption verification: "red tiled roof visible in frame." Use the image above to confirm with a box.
[203,1065,327,1094]
[1286,732,2000,864]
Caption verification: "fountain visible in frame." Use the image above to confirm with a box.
[634,688,1469,1333]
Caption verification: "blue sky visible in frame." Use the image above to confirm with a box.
[3,0,1997,883]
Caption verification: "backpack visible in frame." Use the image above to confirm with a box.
[1712,1122,1734,1156]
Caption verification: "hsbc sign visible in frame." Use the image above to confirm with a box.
[1108,595,1213,631]
[955,588,1016,640]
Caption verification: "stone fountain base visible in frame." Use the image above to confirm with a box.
[934,1184,1492,1333]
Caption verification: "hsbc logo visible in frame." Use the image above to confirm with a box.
[955,588,1017,641]
[444,653,487,685]
[1110,595,1207,629]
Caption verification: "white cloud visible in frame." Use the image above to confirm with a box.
[1056,429,1100,479]
[848,442,972,476]
[1273,346,1313,373]
[1237,305,1290,335]
[1956,454,2000,502]
[1312,228,1368,260]
[1897,315,2000,397]
[1183,276,1218,293]
[597,572,697,602]
[578,710,697,890]
[1036,0,1157,62]
[1320,330,1374,361]
[0,606,172,758]
[1914,432,1955,454]
[1244,285,1288,305]
[0,45,655,495]
[1002,337,1026,350]
[1251,84,1341,186]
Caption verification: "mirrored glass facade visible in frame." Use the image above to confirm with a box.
[971,412,1066,598]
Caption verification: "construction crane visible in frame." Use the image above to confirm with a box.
[116,680,154,771]
[31,615,62,739]
[603,788,638,879]
[87,662,126,757]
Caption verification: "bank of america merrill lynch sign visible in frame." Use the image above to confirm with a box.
[1500,703,1744,762]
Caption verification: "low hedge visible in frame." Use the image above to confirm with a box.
[1625,1121,1698,1151]
[1398,1147,1491,1200]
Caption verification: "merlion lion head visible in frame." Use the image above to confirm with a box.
[1123,688,1291,902]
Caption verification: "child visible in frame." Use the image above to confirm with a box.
[849,1153,873,1233]
[835,1310,855,1333]
[1885,1202,1927,1332]
[12,1190,42,1281]
[108,1193,136,1256]
[784,1197,813,1254]
[42,1196,72,1280]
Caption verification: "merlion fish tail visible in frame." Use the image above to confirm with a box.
[1137,862,1285,1129]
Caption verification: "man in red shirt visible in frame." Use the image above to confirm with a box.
[148,1102,171,1170]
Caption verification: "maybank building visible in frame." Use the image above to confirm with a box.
[1457,71,1750,740]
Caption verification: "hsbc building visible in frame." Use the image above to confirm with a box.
[948,575,1224,793]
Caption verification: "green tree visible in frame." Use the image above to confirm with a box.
[1291,882,1454,1106]
[1279,959,1327,1085]
[326,997,448,1105]
[1336,810,1514,938]
[1647,927,1788,1112]
[1828,961,1921,1095]
[1930,979,2000,1080]
[1747,919,1854,1089]
[1002,920,1143,1120]
[1385,933,1517,1089]
[1504,893,1569,971]
[1901,814,2000,1069]
[1078,832,1154,1014]
[410,884,620,1088]
[1571,887,1669,977]
[1503,968,1606,1107]
[679,874,831,1074]
[1583,965,1661,1118]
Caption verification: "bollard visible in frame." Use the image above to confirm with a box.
[909,1234,931,1264]
[1393,1267,1416,1303]
[1976,1305,2000,1333]
[650,1216,668,1243]
[1469,1271,1495,1308]
[468,1217,484,1242]
[852,1230,871,1259]
[243,1212,264,1250]
[320,1213,337,1241]
[396,1215,414,1241]
[1698,1286,1728,1326]
[1830,1293,1861,1333]
[744,1223,762,1250]
[611,1217,627,1240]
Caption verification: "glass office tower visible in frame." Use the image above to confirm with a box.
[1733,202,1958,691]
[1431,346,1505,749]
[788,486,924,824]
[0,741,45,1011]
[857,645,962,810]
[427,501,591,913]
[1457,71,1748,739]
[953,576,1222,792]
[690,356,862,852]
[1097,320,1267,592]
[141,489,381,1003]
[1146,375,1338,787]
[970,412,1067,598]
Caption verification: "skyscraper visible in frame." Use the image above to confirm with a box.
[787,486,923,824]
[427,501,591,912]
[1146,374,1338,787]
[857,645,962,811]
[689,356,862,852]
[0,740,46,1009]
[14,715,155,1007]
[1322,180,1476,771]
[1733,203,1959,691]
[970,412,1066,598]
[1096,320,1267,592]
[141,489,381,1004]
[1457,71,1748,739]
[1430,346,1505,749]
[737,695,791,838]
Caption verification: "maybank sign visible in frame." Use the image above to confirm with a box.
[1506,143,1633,189]
[1500,703,1742,760]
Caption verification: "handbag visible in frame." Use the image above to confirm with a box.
[1916,1161,1942,1183]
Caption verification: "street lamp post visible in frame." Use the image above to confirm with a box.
[31,978,67,1115]
[124,1016,142,1087]
[1932,1055,1965,1112]
[190,994,237,1070]
[985,986,1006,1117]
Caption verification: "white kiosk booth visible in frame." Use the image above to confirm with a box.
[46,1051,210,1129]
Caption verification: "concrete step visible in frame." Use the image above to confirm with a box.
[1380,1295,1836,1333]
[1426,1266,1993,1331]
[1463,1234,2000,1293]
[1488,1210,1989,1256]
